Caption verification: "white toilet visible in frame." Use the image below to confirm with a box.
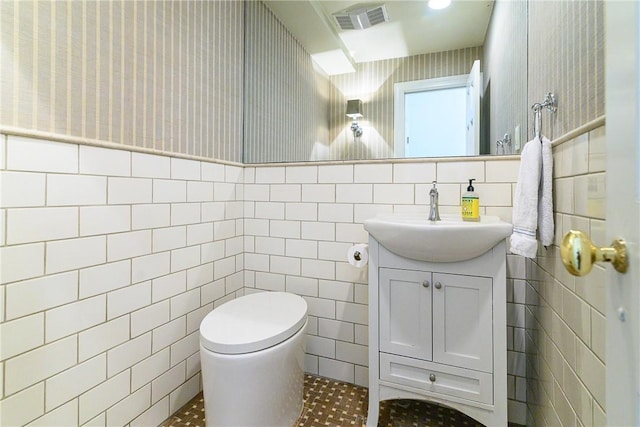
[199,291,308,427]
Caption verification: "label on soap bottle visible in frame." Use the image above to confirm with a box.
[461,197,479,220]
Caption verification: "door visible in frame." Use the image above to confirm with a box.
[466,60,481,156]
[404,87,467,158]
[431,273,493,373]
[393,62,480,158]
[605,2,640,425]
[379,268,432,360]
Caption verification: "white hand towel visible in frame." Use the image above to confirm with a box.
[510,137,543,258]
[538,137,554,246]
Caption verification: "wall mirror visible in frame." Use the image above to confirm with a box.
[243,0,528,164]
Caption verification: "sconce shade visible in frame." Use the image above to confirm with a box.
[346,99,363,118]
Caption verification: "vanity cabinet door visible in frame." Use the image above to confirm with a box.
[432,273,493,373]
[379,268,432,360]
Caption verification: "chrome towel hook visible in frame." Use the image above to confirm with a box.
[532,92,558,140]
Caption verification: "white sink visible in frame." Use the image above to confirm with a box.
[364,214,513,262]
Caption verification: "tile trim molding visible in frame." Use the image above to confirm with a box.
[0,126,244,168]
[0,126,520,167]
[550,115,606,148]
[2,116,607,169]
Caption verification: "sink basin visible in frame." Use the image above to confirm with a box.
[364,214,513,262]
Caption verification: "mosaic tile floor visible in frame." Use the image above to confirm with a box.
[160,374,513,427]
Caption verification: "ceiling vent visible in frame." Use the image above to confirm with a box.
[333,4,389,30]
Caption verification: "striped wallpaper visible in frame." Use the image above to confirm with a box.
[0,0,244,162]
[243,1,331,164]
[328,47,483,161]
[527,0,604,141]
[483,0,528,154]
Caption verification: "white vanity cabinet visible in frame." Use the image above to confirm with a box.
[367,238,507,427]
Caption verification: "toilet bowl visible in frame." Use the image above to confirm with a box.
[199,291,308,427]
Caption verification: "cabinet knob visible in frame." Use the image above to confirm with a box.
[434,282,442,289]
[429,373,436,382]
[422,280,430,288]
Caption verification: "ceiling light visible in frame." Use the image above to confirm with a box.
[310,50,356,75]
[428,0,451,10]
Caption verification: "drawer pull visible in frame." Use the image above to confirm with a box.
[422,280,430,288]
[429,373,436,382]
[434,282,442,289]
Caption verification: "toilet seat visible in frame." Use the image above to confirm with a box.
[200,292,307,354]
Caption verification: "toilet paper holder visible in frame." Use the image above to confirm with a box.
[347,243,369,268]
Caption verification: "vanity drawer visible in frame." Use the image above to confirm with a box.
[379,353,493,405]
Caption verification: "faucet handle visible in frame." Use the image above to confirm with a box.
[428,180,441,221]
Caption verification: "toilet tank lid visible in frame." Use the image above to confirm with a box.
[199,292,308,354]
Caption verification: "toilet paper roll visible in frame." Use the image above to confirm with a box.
[347,244,369,268]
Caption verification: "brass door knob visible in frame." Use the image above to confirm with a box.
[560,230,628,276]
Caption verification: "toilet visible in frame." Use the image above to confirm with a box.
[199,291,308,427]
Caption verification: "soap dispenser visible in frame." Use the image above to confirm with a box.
[461,179,480,221]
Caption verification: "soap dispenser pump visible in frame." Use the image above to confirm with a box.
[461,179,480,221]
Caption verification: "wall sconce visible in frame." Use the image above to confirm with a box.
[346,99,363,139]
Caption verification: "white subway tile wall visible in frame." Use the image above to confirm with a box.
[0,132,552,426]
[132,154,171,179]
[79,146,131,177]
[0,172,47,208]
[47,174,107,206]
[244,155,526,423]
[0,135,244,426]
[525,127,607,426]
[6,137,79,174]
[7,207,79,245]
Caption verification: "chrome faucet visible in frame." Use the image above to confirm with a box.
[428,181,441,221]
